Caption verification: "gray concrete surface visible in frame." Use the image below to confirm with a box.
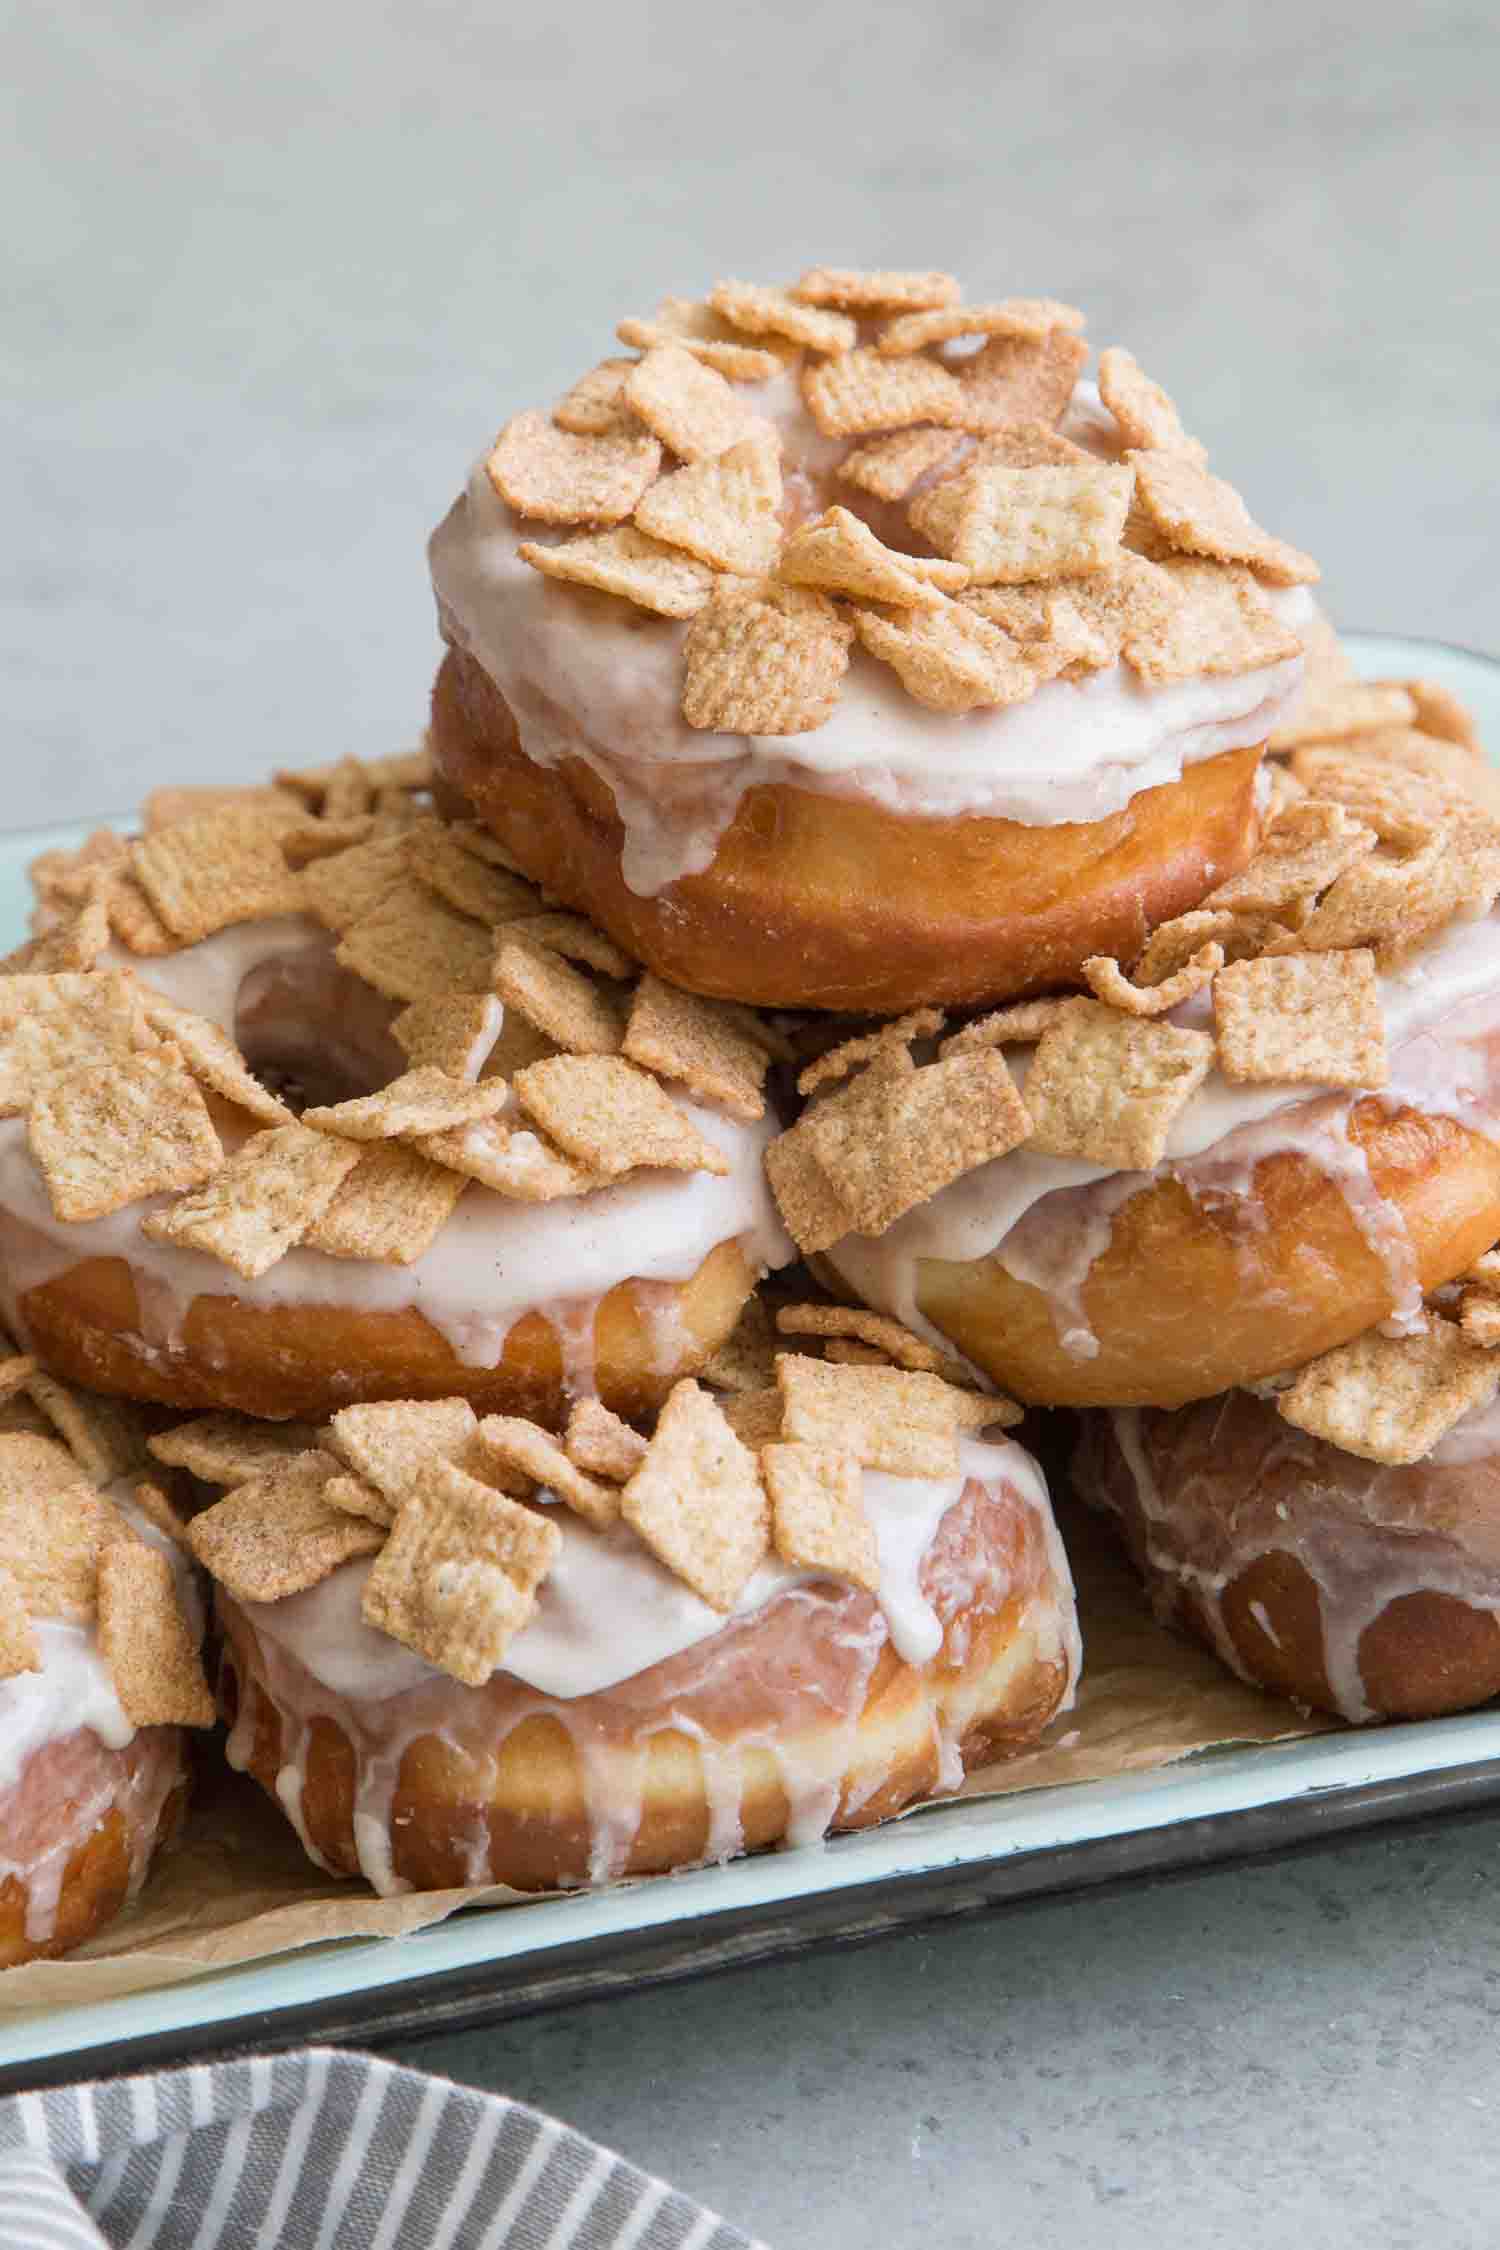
[397,1811,1500,2249]
[7,2,1500,2241]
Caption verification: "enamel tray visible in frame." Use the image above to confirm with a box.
[2,630,1497,2093]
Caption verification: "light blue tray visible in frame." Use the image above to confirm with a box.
[3,630,1498,2090]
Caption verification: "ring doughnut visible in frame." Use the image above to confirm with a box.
[821,898,1500,1409]
[0,1461,208,1964]
[427,282,1316,1015]
[428,648,1271,1018]
[0,1723,188,1968]
[2,798,791,1425]
[184,1366,1076,1891]
[1074,1386,1500,1722]
[217,1434,1075,1890]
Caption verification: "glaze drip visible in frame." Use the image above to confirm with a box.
[224,1438,1079,1892]
[1104,1399,1500,1723]
[427,372,1311,897]
[0,1488,199,1944]
[0,916,793,1382]
[829,910,1500,1352]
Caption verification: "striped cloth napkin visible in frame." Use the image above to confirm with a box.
[0,2046,765,2248]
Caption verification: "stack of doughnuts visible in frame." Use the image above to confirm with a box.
[427,262,1500,1733]
[6,261,1494,1953]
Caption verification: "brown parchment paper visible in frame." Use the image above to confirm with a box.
[0,1500,1334,2023]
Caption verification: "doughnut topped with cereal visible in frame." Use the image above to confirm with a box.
[0,758,792,1424]
[200,1330,1077,1892]
[428,267,1320,1012]
[0,1360,212,1964]
[791,699,1500,1408]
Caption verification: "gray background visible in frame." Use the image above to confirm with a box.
[6,0,1498,832]
[6,2,1500,2242]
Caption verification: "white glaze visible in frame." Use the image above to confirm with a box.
[0,1485,198,1797]
[1429,1393,1500,1466]
[226,1435,1080,1892]
[0,1486,200,1941]
[0,1620,138,1799]
[0,916,793,1376]
[427,367,1311,895]
[829,908,1500,1351]
[247,1434,1050,1702]
[1104,1400,1500,1724]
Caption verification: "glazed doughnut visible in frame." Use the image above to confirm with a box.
[1,812,791,1424]
[0,1473,206,1965]
[1074,1387,1500,1722]
[0,1715,188,1968]
[428,645,1272,1018]
[215,1428,1076,1891]
[821,898,1500,1409]
[427,278,1318,1015]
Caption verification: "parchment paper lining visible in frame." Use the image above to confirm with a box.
[0,1501,1332,2019]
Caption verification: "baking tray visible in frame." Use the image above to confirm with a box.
[1,627,1497,2093]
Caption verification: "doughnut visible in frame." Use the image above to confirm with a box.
[1074,1384,1500,1723]
[185,1366,1076,1891]
[428,647,1272,1018]
[0,1456,210,1966]
[802,722,1500,1407]
[0,1712,188,1968]
[427,275,1318,1014]
[2,788,791,1424]
[827,911,1500,1406]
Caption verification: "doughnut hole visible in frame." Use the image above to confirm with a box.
[234,940,406,1112]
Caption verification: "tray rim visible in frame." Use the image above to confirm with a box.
[2,625,1499,2088]
[7,1712,1500,2091]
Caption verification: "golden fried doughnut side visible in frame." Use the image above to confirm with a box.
[430,646,1264,1015]
[9,1236,756,1426]
[221,1612,1067,1890]
[217,1470,1072,1890]
[917,1092,1500,1408]
[1074,1392,1500,1720]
